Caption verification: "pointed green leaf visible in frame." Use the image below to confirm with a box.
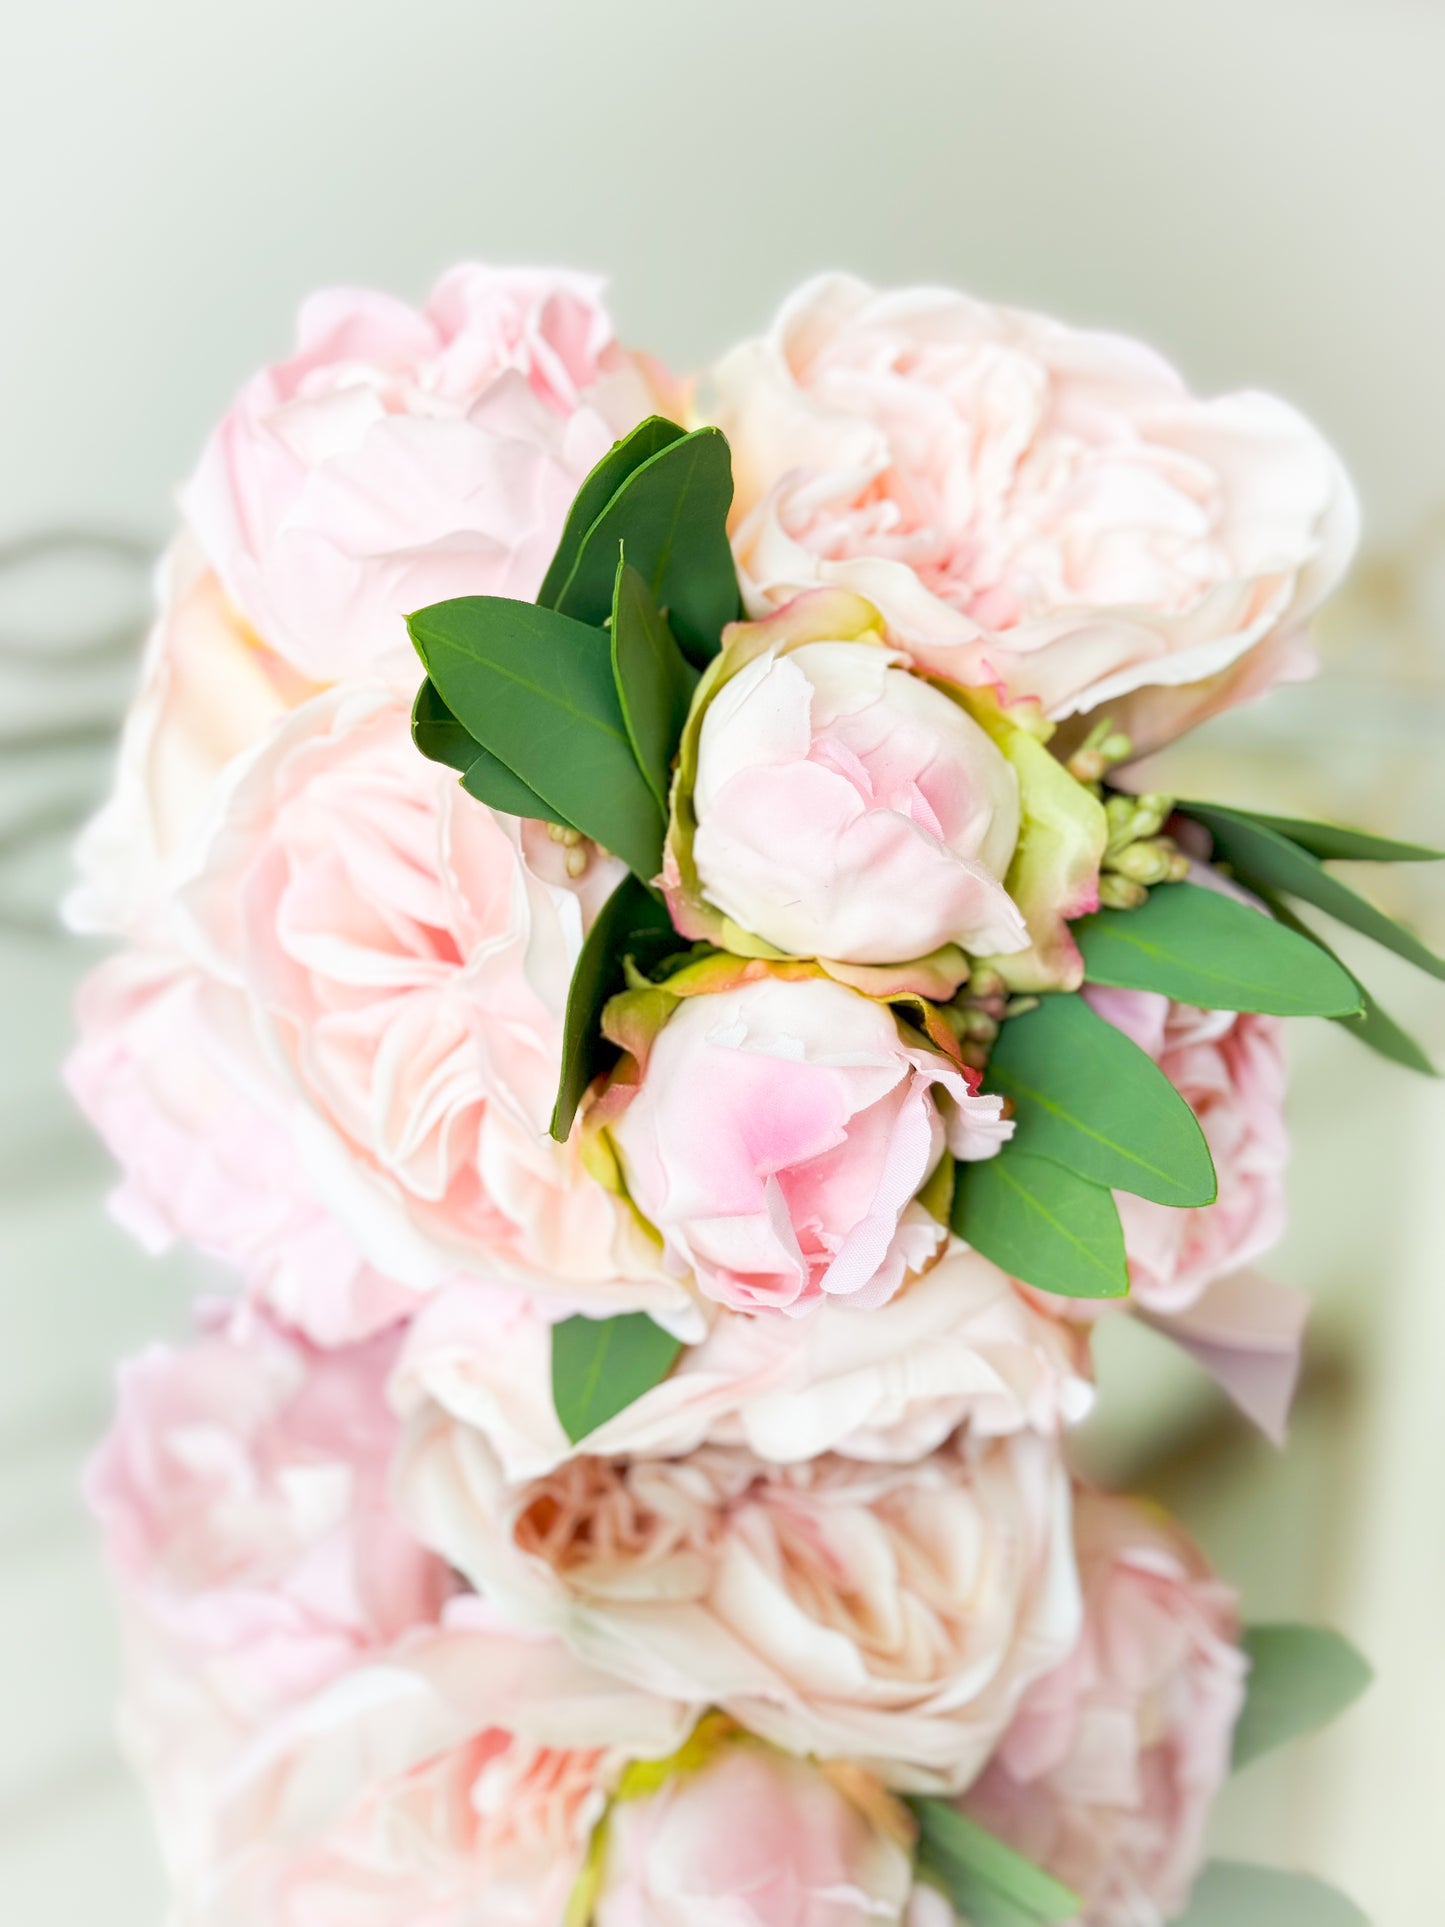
[1217,806,1442,865]
[1075,883,1362,1016]
[408,596,665,882]
[1259,892,1437,1076]
[538,417,687,609]
[611,556,697,814]
[909,1801,1079,1927]
[1174,1862,1367,1927]
[552,1311,683,1444]
[1184,800,1445,983]
[411,676,478,772]
[553,427,741,664]
[460,745,569,826]
[984,994,1216,1206]
[1233,1624,1373,1769]
[550,874,679,1141]
[952,1149,1128,1299]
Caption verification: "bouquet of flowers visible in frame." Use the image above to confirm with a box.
[69,266,1442,1926]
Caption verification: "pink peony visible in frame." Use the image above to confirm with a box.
[705,275,1357,754]
[593,1738,914,1927]
[1082,985,1289,1314]
[600,970,1011,1316]
[184,264,660,681]
[400,1417,1080,1793]
[963,1489,1246,1927]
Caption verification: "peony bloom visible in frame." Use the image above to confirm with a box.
[172,681,691,1329]
[184,264,660,682]
[392,1246,1094,1485]
[597,967,1012,1317]
[400,1417,1080,1793]
[1082,986,1289,1315]
[592,1735,915,1927]
[962,1490,1246,1927]
[704,274,1357,754]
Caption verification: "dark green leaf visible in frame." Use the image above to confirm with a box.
[611,556,697,813]
[1173,1862,1367,1927]
[408,596,665,882]
[1184,800,1445,983]
[537,417,687,609]
[551,1311,683,1444]
[1260,892,1437,1076]
[550,874,678,1142]
[553,427,741,664]
[460,745,569,826]
[1075,883,1362,1016]
[411,677,479,773]
[1212,806,1442,865]
[909,1801,1079,1927]
[952,1149,1128,1299]
[1233,1624,1373,1769]
[985,994,1216,1206]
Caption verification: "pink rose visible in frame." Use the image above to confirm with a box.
[393,1247,1093,1484]
[594,1738,914,1927]
[705,275,1356,754]
[174,683,690,1327]
[666,589,1026,972]
[600,970,1012,1316]
[184,265,660,680]
[401,1418,1080,1793]
[963,1489,1246,1927]
[1082,986,1289,1314]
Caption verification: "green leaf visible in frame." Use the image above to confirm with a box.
[551,1311,683,1444]
[553,427,741,664]
[909,1801,1079,1927]
[952,1149,1128,1299]
[1233,1624,1373,1769]
[1074,882,1362,1016]
[1173,1861,1367,1927]
[537,417,687,609]
[1215,806,1442,865]
[984,994,1216,1207]
[411,677,479,773]
[1184,800,1445,983]
[408,596,665,882]
[459,745,569,826]
[550,874,678,1142]
[610,556,697,814]
[1259,892,1437,1076]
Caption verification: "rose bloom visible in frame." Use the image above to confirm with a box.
[183,264,661,681]
[704,275,1357,754]
[400,1416,1080,1793]
[1083,986,1289,1315]
[172,681,691,1331]
[392,1245,1094,1485]
[593,1736,915,1927]
[962,1489,1247,1927]
[668,589,1027,971]
[600,972,1011,1317]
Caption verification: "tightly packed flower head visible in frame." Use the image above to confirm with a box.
[400,1415,1080,1793]
[706,274,1357,753]
[597,966,1011,1316]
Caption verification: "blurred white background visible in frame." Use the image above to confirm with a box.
[2,3,1442,1922]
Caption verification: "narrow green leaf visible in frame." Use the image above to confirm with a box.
[411,677,478,773]
[537,417,687,609]
[611,556,697,814]
[553,427,741,663]
[1233,1624,1373,1769]
[985,995,1216,1207]
[408,596,665,882]
[1216,806,1442,865]
[952,1149,1129,1299]
[1173,1861,1367,1927]
[1184,800,1445,983]
[550,874,678,1142]
[1075,883,1362,1017]
[460,745,569,827]
[551,1311,683,1444]
[909,1801,1079,1927]
[1260,892,1437,1076]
